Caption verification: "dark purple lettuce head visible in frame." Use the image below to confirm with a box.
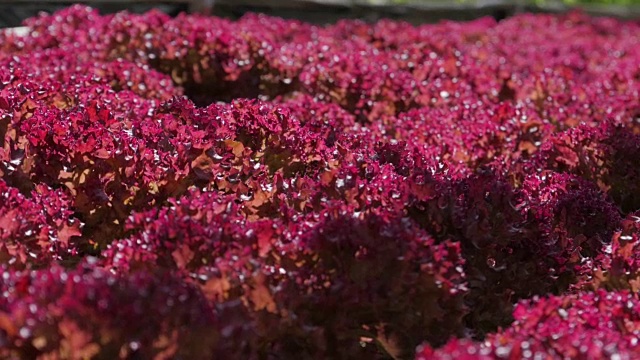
[575,211,640,292]
[521,171,621,261]
[0,265,219,359]
[274,205,468,358]
[409,169,621,337]
[0,180,81,269]
[533,121,640,213]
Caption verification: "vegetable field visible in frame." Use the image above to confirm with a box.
[1,5,640,359]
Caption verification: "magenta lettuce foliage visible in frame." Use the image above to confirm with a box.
[1,5,640,359]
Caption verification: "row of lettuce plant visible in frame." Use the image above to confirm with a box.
[0,5,640,359]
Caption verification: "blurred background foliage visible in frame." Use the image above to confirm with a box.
[553,0,640,3]
[382,0,640,4]
[1,0,639,29]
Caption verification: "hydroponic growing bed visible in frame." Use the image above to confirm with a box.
[1,4,640,359]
